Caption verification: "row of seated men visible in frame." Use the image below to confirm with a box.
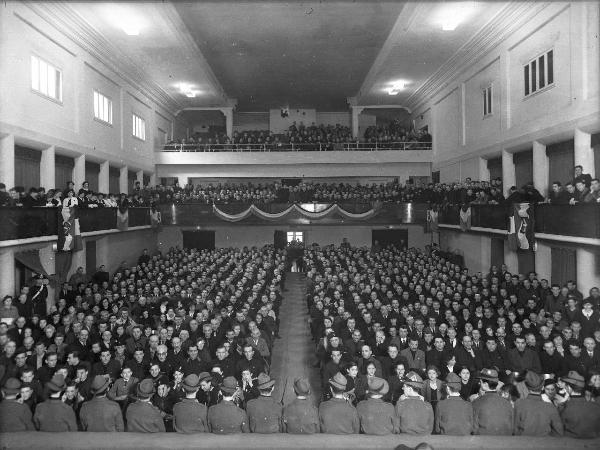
[0,246,287,431]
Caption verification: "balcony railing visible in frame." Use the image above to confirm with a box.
[160,141,432,152]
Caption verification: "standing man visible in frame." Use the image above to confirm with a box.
[246,373,282,433]
[79,375,124,431]
[434,373,474,435]
[33,374,78,431]
[356,377,398,435]
[318,373,360,434]
[172,374,209,433]
[126,379,166,432]
[282,378,319,434]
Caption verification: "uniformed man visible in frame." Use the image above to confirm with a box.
[514,371,563,436]
[356,376,398,435]
[126,378,166,432]
[318,372,360,434]
[471,368,513,435]
[0,378,35,432]
[395,371,433,435]
[282,377,319,434]
[33,374,78,431]
[434,372,474,435]
[79,374,125,431]
[207,376,250,434]
[172,374,209,433]
[559,371,600,438]
[246,373,283,433]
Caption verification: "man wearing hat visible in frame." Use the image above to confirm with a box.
[33,374,78,431]
[126,378,166,432]
[172,374,209,433]
[197,371,220,407]
[207,376,250,433]
[356,376,398,435]
[318,372,360,434]
[246,373,283,433]
[0,378,35,432]
[471,368,513,435]
[513,371,564,436]
[395,371,433,435]
[79,374,124,431]
[559,370,600,438]
[434,373,473,435]
[282,377,319,434]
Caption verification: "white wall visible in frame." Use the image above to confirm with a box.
[439,230,492,274]
[269,109,317,133]
[316,112,351,128]
[233,112,270,132]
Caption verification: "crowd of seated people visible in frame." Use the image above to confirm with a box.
[363,120,432,149]
[306,243,600,437]
[0,246,286,433]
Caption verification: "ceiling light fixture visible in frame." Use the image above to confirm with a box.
[122,24,140,36]
[177,83,201,98]
[439,2,475,31]
[386,80,407,96]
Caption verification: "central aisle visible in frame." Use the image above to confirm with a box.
[270,272,322,406]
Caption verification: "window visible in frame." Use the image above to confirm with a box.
[31,55,62,102]
[287,231,304,243]
[482,85,493,117]
[132,113,146,141]
[524,49,554,97]
[93,91,112,125]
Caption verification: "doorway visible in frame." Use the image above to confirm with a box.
[182,230,215,250]
[372,229,408,249]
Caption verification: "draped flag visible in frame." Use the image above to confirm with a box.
[426,209,439,233]
[57,207,82,252]
[213,203,378,222]
[459,206,471,231]
[508,202,534,251]
[117,207,129,231]
[150,208,162,231]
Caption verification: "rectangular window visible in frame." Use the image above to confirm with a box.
[524,49,554,98]
[132,113,146,141]
[31,55,62,102]
[93,90,112,125]
[483,85,493,117]
[287,231,304,243]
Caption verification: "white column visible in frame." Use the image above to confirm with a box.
[480,236,491,274]
[532,141,549,196]
[351,106,364,139]
[479,157,490,181]
[574,129,595,177]
[98,161,110,194]
[39,244,56,308]
[73,154,86,190]
[535,241,552,282]
[0,134,15,188]
[503,240,518,275]
[576,247,600,294]
[221,107,233,139]
[149,173,157,188]
[0,248,15,298]
[119,166,128,194]
[501,149,516,197]
[136,170,144,187]
[39,145,55,190]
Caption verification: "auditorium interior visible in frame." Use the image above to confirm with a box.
[0,1,599,449]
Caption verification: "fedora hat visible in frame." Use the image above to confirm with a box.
[445,372,462,391]
[136,378,156,399]
[404,372,423,390]
[329,372,347,390]
[198,372,213,383]
[2,378,21,395]
[182,374,201,392]
[478,367,499,383]
[293,377,311,396]
[561,371,585,388]
[257,373,276,390]
[91,375,110,395]
[220,376,239,395]
[367,377,389,396]
[46,374,67,393]
[524,371,543,391]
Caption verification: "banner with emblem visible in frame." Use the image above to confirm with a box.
[57,207,82,252]
[508,202,534,251]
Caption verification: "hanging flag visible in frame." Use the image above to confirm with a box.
[508,202,534,251]
[117,206,129,231]
[72,215,82,251]
[459,205,471,231]
[57,207,82,252]
[426,209,439,233]
[150,207,162,231]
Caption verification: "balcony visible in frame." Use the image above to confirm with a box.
[160,141,432,152]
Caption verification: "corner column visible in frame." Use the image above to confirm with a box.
[98,161,110,194]
[576,248,600,294]
[0,248,15,298]
[119,166,128,194]
[73,154,86,190]
[535,241,552,282]
[501,149,516,197]
[136,170,144,187]
[574,129,595,176]
[40,145,55,190]
[0,134,15,188]
[351,106,364,139]
[220,107,234,139]
[532,141,549,196]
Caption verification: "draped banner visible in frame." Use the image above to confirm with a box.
[57,207,82,252]
[459,206,472,232]
[508,202,534,251]
[117,207,129,231]
[426,209,439,233]
[213,203,378,222]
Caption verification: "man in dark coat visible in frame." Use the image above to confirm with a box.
[454,335,483,373]
[246,373,282,433]
[559,371,600,438]
[318,372,360,434]
[471,368,513,435]
[507,336,542,374]
[513,372,564,436]
[395,372,433,435]
[172,374,209,433]
[79,375,124,431]
[282,378,319,434]
[207,376,249,433]
[33,374,78,431]
[356,377,398,435]
[434,373,474,435]
[126,378,166,432]
[0,378,35,432]
[480,338,507,375]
